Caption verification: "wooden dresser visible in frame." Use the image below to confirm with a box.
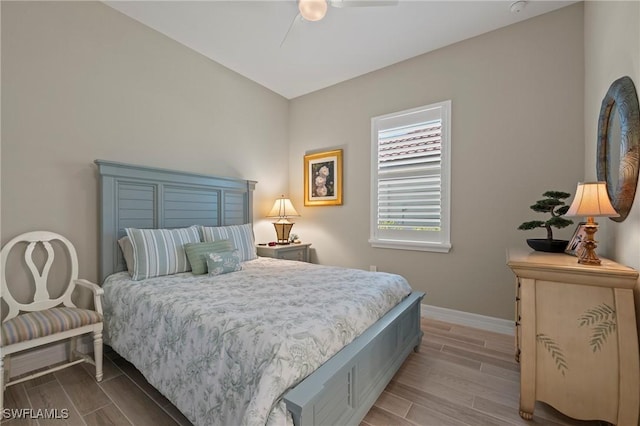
[507,250,639,424]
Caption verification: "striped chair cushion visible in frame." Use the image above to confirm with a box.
[1,307,102,346]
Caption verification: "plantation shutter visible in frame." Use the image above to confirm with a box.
[377,120,442,232]
[370,100,451,252]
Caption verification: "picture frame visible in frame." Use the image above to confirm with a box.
[565,222,587,256]
[304,149,343,206]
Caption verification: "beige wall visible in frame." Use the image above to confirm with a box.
[288,4,585,320]
[2,2,588,321]
[584,1,640,337]
[1,1,290,287]
[584,1,640,269]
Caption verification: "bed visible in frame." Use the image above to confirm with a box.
[95,160,424,426]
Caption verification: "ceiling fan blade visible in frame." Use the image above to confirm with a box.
[280,12,303,48]
[329,0,399,8]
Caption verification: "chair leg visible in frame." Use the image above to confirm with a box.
[4,355,10,387]
[93,330,103,382]
[69,336,77,362]
[1,355,5,412]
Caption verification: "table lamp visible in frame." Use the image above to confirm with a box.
[267,195,300,244]
[566,182,619,265]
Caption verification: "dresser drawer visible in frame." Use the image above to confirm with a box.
[278,247,307,262]
[256,243,311,263]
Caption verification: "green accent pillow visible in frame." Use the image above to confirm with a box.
[184,240,235,275]
[206,250,242,276]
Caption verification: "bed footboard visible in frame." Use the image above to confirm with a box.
[284,291,424,426]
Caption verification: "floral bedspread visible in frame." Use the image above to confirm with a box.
[102,257,412,426]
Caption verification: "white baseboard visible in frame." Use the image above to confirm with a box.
[421,304,515,336]
[8,337,93,378]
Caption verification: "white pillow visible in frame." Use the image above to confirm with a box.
[117,236,134,276]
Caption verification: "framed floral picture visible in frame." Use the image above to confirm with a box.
[304,149,343,206]
[565,222,587,256]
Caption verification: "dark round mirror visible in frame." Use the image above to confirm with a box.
[596,76,640,222]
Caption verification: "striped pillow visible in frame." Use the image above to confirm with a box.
[201,224,257,262]
[126,226,201,280]
[184,240,235,275]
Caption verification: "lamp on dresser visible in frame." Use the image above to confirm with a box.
[267,195,300,245]
[565,181,619,265]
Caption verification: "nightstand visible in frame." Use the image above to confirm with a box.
[257,243,311,262]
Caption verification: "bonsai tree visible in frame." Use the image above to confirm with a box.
[518,191,574,240]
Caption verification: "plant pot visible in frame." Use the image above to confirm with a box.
[526,238,569,253]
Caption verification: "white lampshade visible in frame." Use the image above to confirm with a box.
[566,182,619,218]
[267,197,300,219]
[298,0,328,21]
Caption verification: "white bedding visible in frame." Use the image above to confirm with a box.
[102,257,412,426]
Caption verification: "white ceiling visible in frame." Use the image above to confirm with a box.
[105,0,577,99]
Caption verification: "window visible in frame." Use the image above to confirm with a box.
[369,100,451,252]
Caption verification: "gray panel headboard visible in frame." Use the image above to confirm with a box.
[95,160,256,283]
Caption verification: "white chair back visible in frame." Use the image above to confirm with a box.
[1,231,79,322]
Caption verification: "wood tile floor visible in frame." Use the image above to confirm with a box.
[1,318,607,426]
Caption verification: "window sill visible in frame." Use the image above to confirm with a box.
[369,239,451,253]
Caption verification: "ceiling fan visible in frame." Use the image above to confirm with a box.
[299,0,399,21]
[281,0,399,46]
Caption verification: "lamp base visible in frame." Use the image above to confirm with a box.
[577,221,601,266]
[273,221,294,245]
